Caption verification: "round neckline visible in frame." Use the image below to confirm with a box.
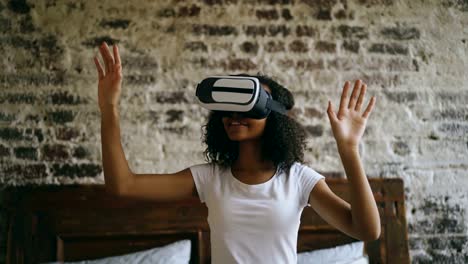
[228,165,279,188]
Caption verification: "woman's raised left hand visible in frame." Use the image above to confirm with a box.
[326,80,376,151]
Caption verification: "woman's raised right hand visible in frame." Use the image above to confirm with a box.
[94,42,122,112]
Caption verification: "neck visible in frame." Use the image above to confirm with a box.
[232,139,275,170]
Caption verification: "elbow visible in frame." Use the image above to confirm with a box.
[355,213,381,242]
[105,186,123,196]
[360,226,381,242]
[104,173,134,197]
[353,218,381,242]
[105,184,129,197]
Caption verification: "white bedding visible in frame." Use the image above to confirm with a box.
[41,239,367,264]
[41,239,191,264]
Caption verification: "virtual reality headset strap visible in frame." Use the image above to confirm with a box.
[267,97,288,115]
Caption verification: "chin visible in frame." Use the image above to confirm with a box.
[225,133,246,141]
[225,131,261,142]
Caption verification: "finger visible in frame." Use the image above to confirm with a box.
[99,44,109,74]
[355,83,366,112]
[102,42,115,73]
[362,96,376,119]
[338,81,351,115]
[348,79,361,109]
[113,44,122,74]
[93,56,104,80]
[327,100,338,123]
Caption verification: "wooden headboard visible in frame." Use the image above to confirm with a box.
[1,178,410,264]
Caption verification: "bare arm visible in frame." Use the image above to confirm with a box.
[125,169,197,202]
[100,106,197,201]
[338,147,380,241]
[311,80,381,240]
[309,148,380,242]
[308,79,380,242]
[95,42,197,202]
[100,106,133,194]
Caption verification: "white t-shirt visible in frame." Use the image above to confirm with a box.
[189,161,325,264]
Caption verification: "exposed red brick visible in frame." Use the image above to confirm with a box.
[0,144,9,157]
[14,147,37,160]
[244,25,291,37]
[357,0,394,6]
[52,163,102,178]
[304,107,323,118]
[316,9,332,20]
[256,9,279,20]
[166,110,184,123]
[300,0,337,9]
[381,26,420,40]
[192,24,238,36]
[240,41,259,54]
[226,58,257,71]
[279,59,295,68]
[342,40,360,53]
[56,127,81,140]
[305,125,324,136]
[297,59,325,71]
[2,164,47,179]
[264,41,285,52]
[184,41,208,52]
[281,9,293,20]
[337,25,369,38]
[334,9,347,19]
[368,43,408,55]
[315,41,336,53]
[201,0,239,5]
[150,91,189,104]
[296,25,316,37]
[178,5,201,17]
[289,40,309,52]
[42,144,70,161]
[99,19,130,29]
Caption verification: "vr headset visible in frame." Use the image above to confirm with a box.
[195,76,287,119]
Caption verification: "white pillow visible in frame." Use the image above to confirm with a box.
[297,241,367,264]
[41,239,191,264]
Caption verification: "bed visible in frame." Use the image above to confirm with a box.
[1,177,410,263]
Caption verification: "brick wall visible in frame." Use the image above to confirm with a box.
[0,0,467,263]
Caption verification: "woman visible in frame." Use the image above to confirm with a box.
[95,42,380,263]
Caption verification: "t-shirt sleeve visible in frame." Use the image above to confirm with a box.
[297,163,326,208]
[189,163,215,203]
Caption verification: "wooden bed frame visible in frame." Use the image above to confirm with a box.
[1,178,410,264]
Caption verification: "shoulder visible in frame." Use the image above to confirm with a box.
[289,161,317,174]
[289,162,325,181]
[189,162,227,176]
[189,162,217,170]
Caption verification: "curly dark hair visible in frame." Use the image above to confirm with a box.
[201,73,308,174]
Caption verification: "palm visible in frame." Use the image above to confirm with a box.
[327,80,376,149]
[97,71,121,108]
[94,42,122,111]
